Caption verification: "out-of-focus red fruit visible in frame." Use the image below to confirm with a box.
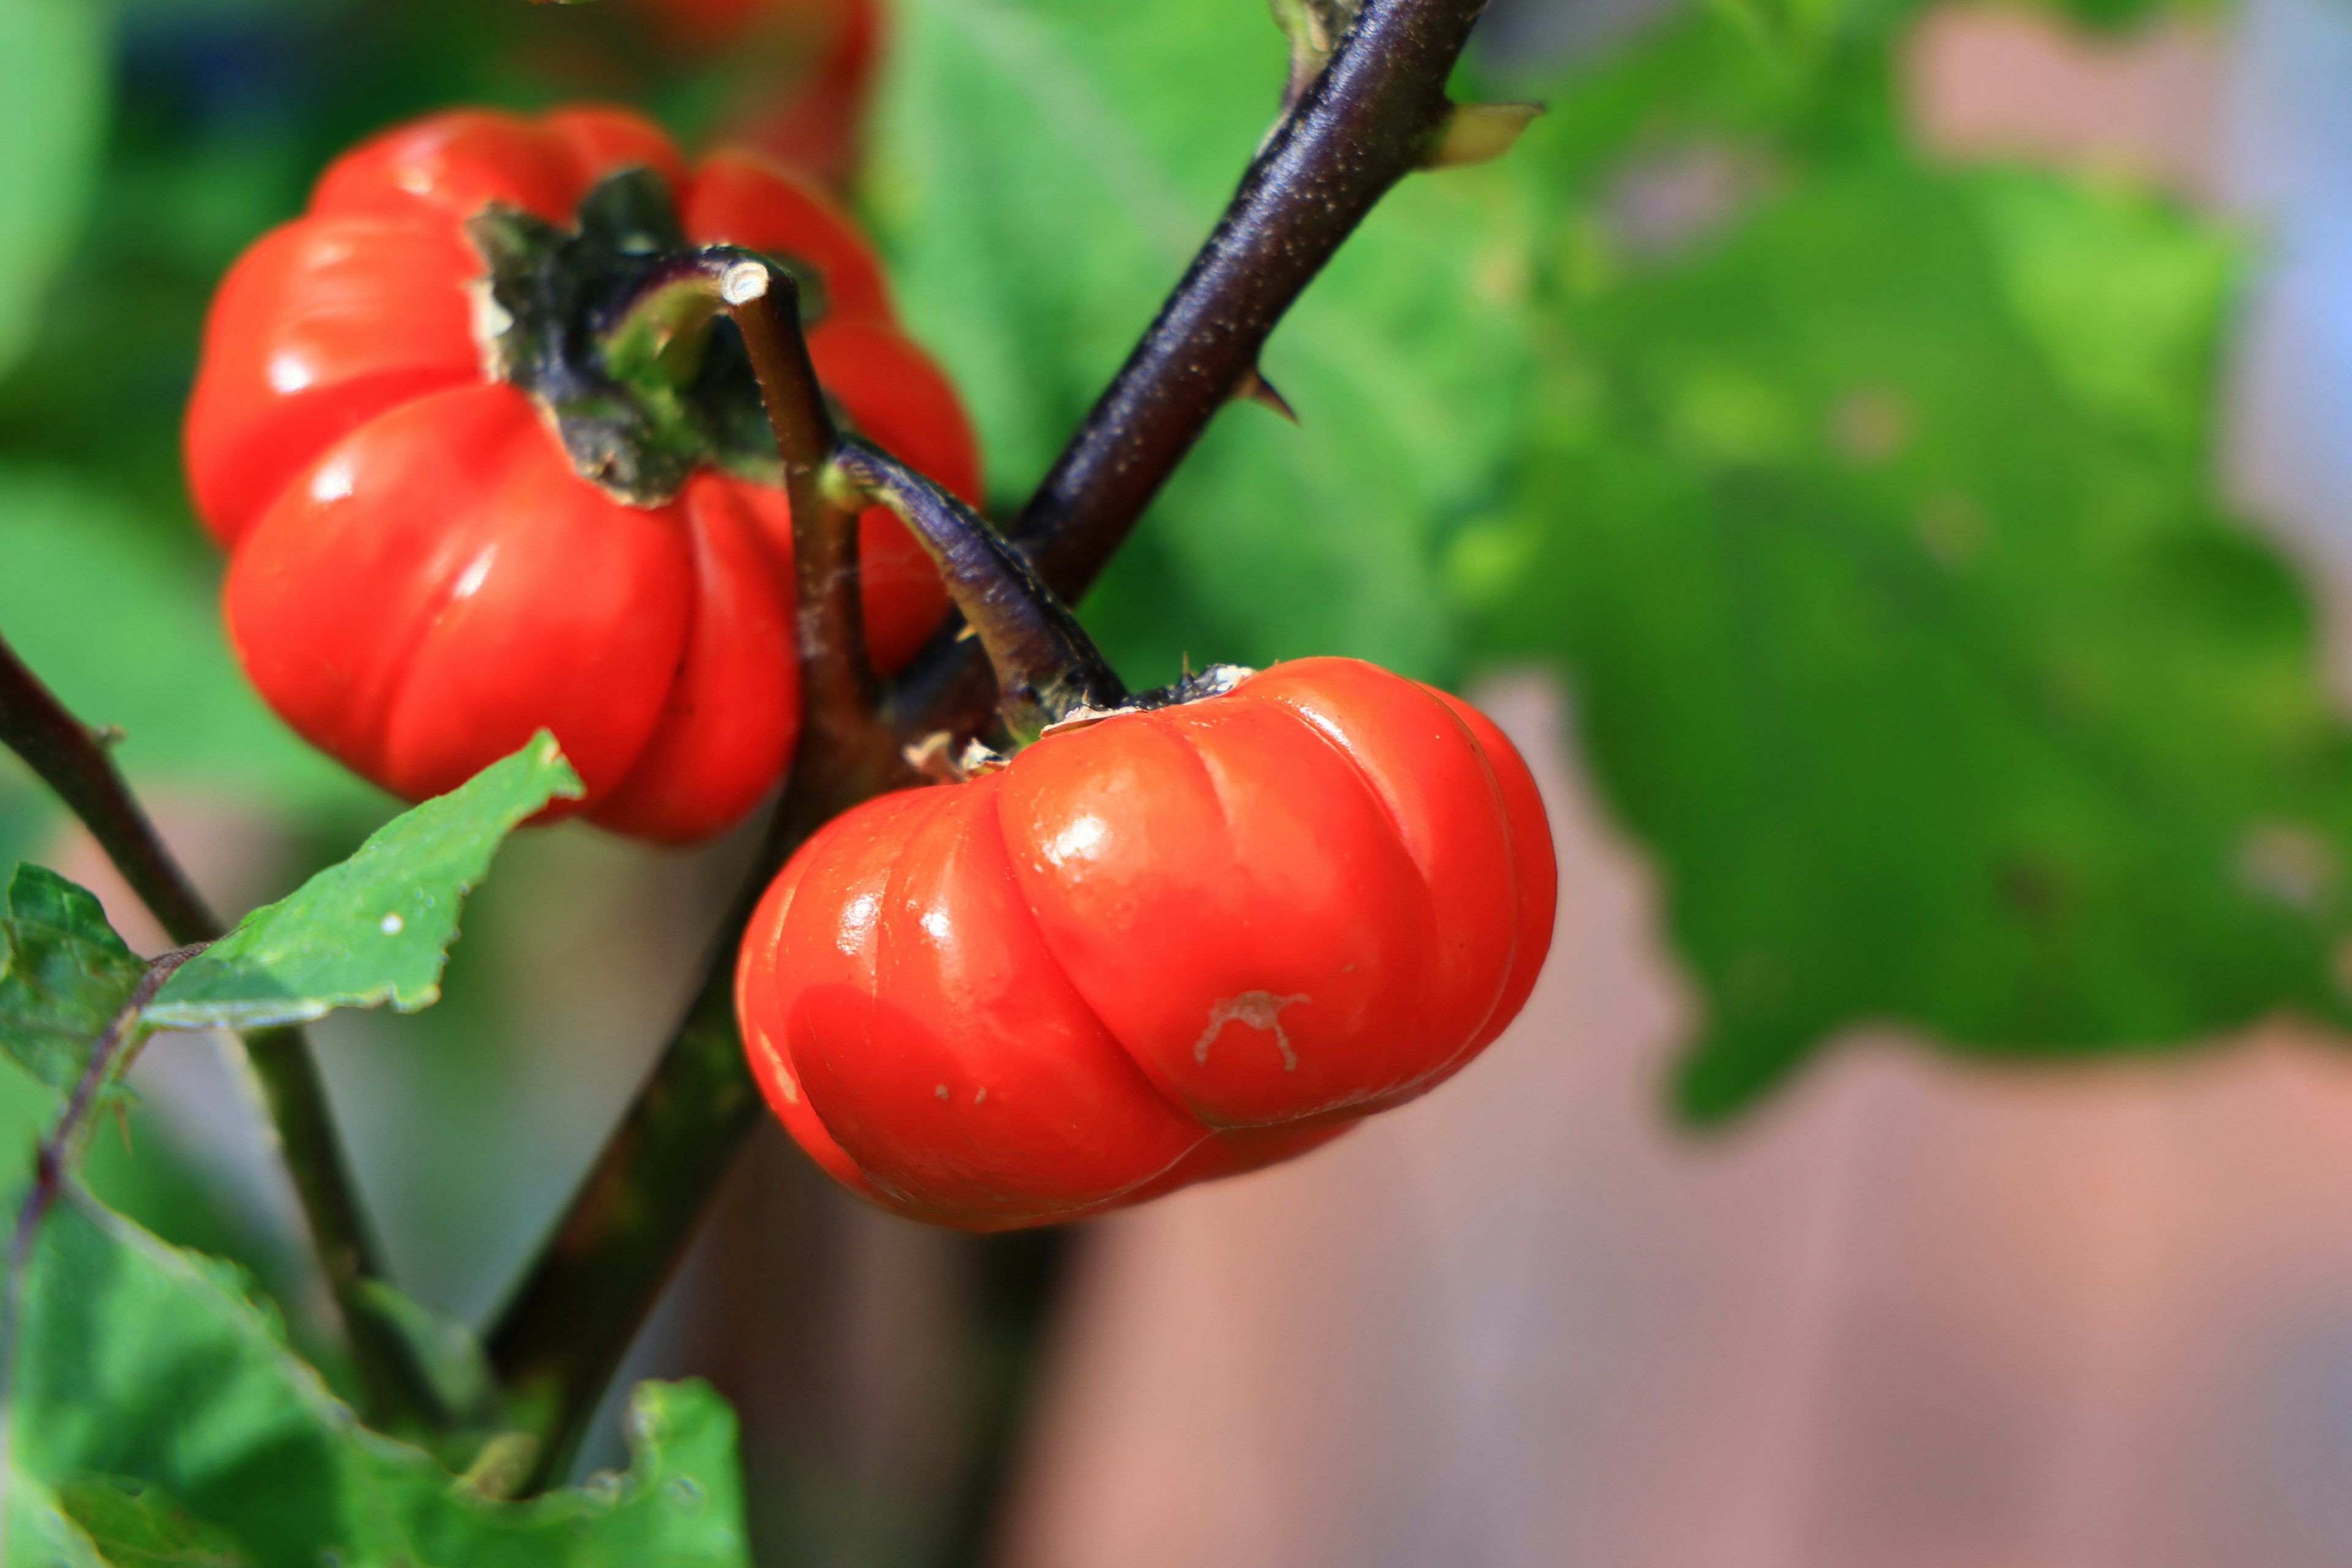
[622,0,881,189]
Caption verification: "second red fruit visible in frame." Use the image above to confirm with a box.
[185,106,979,841]
[735,657,1558,1230]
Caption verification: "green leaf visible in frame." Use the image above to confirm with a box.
[1482,20,2351,1117]
[8,1185,749,1567]
[0,864,141,1101]
[866,0,1541,684]
[1964,169,2239,448]
[55,1477,255,1567]
[1702,0,1847,62]
[0,469,375,812]
[147,734,583,1032]
[0,0,107,381]
[7,1470,110,1568]
[347,1280,499,1431]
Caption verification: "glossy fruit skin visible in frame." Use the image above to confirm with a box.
[734,657,1558,1230]
[186,105,979,842]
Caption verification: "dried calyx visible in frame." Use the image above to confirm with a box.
[903,663,1259,784]
[1041,662,1256,733]
[466,167,831,507]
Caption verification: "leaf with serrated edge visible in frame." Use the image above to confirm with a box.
[145,734,581,1033]
[1479,15,2352,1118]
[0,864,141,1100]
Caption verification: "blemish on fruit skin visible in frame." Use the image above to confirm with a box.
[935,1083,949,1100]
[379,912,404,935]
[753,1029,797,1102]
[974,1087,988,1106]
[1194,991,1310,1071]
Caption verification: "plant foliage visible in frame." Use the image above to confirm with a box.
[0,737,750,1566]
[869,0,2343,1120]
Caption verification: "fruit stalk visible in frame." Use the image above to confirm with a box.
[720,258,884,754]
[830,438,1127,743]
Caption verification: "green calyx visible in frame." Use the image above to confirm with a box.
[465,167,831,507]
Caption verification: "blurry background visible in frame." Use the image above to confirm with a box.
[3,0,2351,1562]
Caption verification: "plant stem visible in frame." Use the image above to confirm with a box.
[487,255,917,1487]
[0,635,213,941]
[888,0,1491,745]
[831,440,1126,742]
[720,260,880,745]
[485,0,1495,1479]
[0,628,434,1428]
[1012,0,1484,586]
[487,929,765,1487]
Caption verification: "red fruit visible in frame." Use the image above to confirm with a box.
[615,0,882,189]
[185,105,979,841]
[629,0,771,47]
[734,657,1558,1230]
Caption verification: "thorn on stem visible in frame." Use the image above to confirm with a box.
[1235,366,1298,423]
[1270,0,1364,110]
[1423,103,1545,170]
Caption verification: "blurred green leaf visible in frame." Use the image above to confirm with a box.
[148,734,582,1031]
[7,1470,110,1568]
[1703,0,1847,63]
[55,1477,255,1567]
[1966,168,2240,448]
[0,0,108,380]
[0,470,377,812]
[1482,18,2351,1116]
[0,864,143,1101]
[349,1278,500,1431]
[867,0,1540,684]
[8,1183,748,1565]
